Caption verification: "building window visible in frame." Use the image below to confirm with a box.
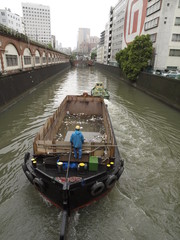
[172,34,180,42]
[35,56,40,64]
[175,17,180,26]
[43,57,46,63]
[169,49,180,56]
[167,66,177,70]
[150,33,157,43]
[6,55,18,66]
[24,56,31,65]
[144,17,159,30]
[146,0,161,16]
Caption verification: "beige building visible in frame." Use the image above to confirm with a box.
[77,28,90,54]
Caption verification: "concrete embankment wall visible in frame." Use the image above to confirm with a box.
[0,62,70,110]
[96,63,180,111]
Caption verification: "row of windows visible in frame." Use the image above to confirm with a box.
[23,13,50,17]
[24,17,49,21]
[169,49,180,56]
[22,7,49,12]
[147,33,179,44]
[145,17,159,30]
[25,22,50,26]
[113,33,123,39]
[7,14,20,20]
[146,0,161,16]
[28,33,51,37]
[172,34,180,42]
[5,20,21,27]
[144,17,180,33]
[23,10,49,13]
[7,55,63,67]
[1,12,20,21]
[26,27,50,30]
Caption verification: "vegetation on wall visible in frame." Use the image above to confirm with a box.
[0,24,61,53]
[91,52,97,60]
[116,35,153,82]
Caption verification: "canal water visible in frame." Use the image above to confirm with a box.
[0,67,180,240]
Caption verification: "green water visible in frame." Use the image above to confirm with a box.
[0,67,180,240]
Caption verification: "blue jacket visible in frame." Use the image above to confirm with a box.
[70,130,84,148]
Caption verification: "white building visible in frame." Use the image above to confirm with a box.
[105,0,180,70]
[111,0,126,62]
[22,3,51,44]
[0,8,23,33]
[97,44,104,63]
[103,0,126,64]
[97,31,105,63]
[103,23,109,64]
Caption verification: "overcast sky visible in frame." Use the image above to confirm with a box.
[0,0,118,49]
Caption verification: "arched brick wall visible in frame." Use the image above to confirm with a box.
[0,34,69,74]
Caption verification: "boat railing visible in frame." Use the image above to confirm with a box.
[34,140,117,158]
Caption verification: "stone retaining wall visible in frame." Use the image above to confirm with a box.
[96,63,180,111]
[0,62,70,110]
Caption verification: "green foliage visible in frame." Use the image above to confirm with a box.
[47,43,53,49]
[70,54,76,60]
[91,52,97,60]
[116,35,153,82]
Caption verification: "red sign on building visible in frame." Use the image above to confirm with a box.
[124,0,148,45]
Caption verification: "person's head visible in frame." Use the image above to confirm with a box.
[75,125,80,131]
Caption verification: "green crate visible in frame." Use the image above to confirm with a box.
[89,156,98,171]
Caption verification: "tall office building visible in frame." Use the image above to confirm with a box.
[22,3,51,44]
[0,8,23,33]
[77,28,90,54]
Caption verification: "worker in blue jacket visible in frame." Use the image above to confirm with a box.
[70,125,84,160]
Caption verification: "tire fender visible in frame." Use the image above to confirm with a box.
[105,175,117,189]
[24,152,30,164]
[22,163,28,173]
[91,182,105,196]
[116,167,124,180]
[33,178,45,193]
[25,170,34,184]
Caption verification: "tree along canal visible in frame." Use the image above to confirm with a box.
[0,67,180,240]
